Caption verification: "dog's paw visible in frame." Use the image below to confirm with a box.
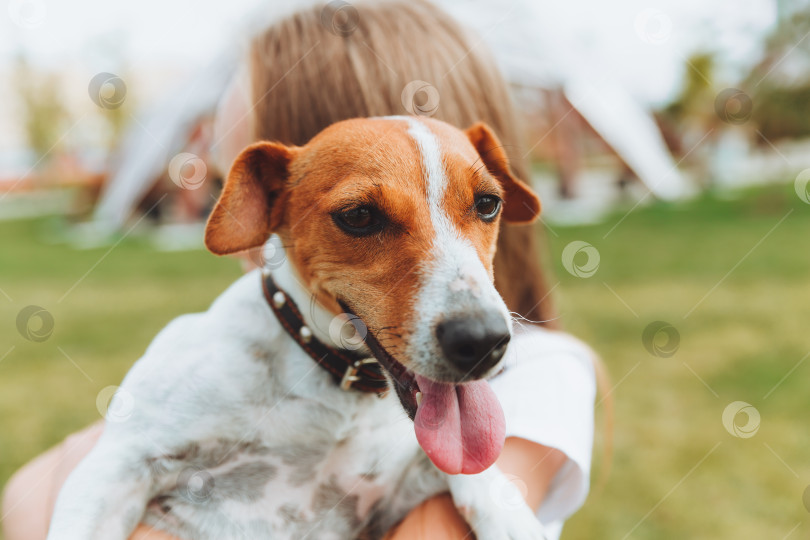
[448,470,547,540]
[459,501,547,540]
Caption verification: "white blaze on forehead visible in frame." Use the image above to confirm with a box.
[397,116,494,292]
[401,117,456,242]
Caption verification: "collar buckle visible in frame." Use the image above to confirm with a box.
[340,357,379,391]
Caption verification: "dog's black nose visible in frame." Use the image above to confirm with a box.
[435,313,510,377]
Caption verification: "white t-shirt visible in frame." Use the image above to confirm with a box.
[490,325,597,540]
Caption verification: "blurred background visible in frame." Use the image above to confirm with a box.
[1,0,809,538]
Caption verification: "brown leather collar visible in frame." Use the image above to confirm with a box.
[260,272,388,394]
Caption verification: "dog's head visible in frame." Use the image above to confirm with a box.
[205,117,540,474]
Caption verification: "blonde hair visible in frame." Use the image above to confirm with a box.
[248,0,557,326]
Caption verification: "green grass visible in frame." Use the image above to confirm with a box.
[1,183,809,538]
[554,184,810,539]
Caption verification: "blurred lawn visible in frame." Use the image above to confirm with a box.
[1,183,809,539]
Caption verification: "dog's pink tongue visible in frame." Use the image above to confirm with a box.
[413,375,505,475]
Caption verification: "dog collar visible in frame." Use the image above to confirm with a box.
[260,271,389,394]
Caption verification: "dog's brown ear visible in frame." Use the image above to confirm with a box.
[466,122,541,224]
[205,141,296,255]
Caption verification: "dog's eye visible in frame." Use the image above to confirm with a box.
[475,195,502,222]
[333,206,384,236]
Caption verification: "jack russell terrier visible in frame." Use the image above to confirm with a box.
[47,116,547,539]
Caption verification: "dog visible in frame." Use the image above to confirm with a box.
[47,116,547,540]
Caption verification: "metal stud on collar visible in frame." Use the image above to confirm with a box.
[272,291,286,308]
[299,325,313,343]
